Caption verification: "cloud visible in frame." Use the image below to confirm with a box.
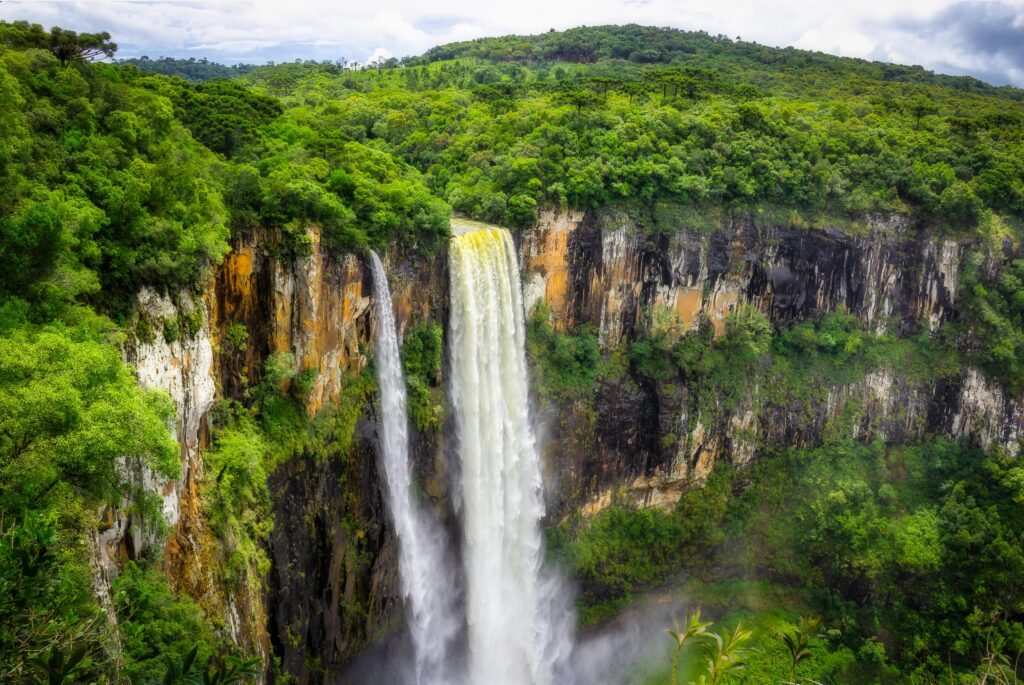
[365,46,394,65]
[0,0,1021,84]
[888,1,1024,85]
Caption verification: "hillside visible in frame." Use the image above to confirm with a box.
[412,24,1024,100]
[1,19,1023,685]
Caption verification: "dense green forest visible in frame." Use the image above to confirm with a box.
[540,307,1023,682]
[1,18,1023,684]
[117,57,258,82]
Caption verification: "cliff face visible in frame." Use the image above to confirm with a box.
[106,227,445,682]
[519,209,1022,517]
[520,209,960,343]
[103,210,1021,681]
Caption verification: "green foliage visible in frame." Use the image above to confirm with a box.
[243,25,1024,234]
[958,254,1024,395]
[113,562,220,684]
[225,323,249,351]
[245,139,449,255]
[163,317,181,343]
[160,641,262,685]
[727,439,1024,680]
[121,57,258,83]
[550,464,734,623]
[628,307,959,445]
[0,513,101,682]
[411,26,1022,101]
[0,313,182,681]
[401,322,444,433]
[667,610,711,685]
[200,353,375,604]
[567,439,1024,683]
[700,621,752,684]
[0,20,117,67]
[203,415,272,588]
[0,318,179,515]
[778,615,823,682]
[26,645,96,685]
[645,596,857,685]
[162,79,283,158]
[0,23,231,313]
[526,301,601,399]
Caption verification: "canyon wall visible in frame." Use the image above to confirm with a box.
[519,209,1022,517]
[106,227,445,682]
[101,210,1021,682]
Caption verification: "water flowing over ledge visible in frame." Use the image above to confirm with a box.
[369,251,459,685]
[448,223,575,685]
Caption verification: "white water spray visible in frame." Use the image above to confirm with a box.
[369,251,459,685]
[447,222,575,685]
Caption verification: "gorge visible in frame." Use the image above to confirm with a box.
[111,209,1023,683]
[2,20,1023,685]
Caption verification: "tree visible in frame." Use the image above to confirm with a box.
[47,27,117,66]
[587,76,621,102]
[621,81,648,105]
[0,322,179,514]
[702,623,752,685]
[905,94,938,130]
[778,615,822,683]
[667,610,711,685]
[25,645,95,685]
[553,87,600,116]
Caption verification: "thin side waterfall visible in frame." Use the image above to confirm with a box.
[369,251,459,685]
[448,223,575,685]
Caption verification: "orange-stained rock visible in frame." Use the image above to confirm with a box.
[269,228,371,415]
[520,209,583,330]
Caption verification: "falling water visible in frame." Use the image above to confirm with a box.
[448,221,575,685]
[369,251,459,685]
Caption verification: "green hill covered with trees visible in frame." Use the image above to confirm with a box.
[1,19,1022,684]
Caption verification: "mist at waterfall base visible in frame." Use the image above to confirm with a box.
[355,229,668,685]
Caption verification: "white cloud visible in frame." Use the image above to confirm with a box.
[365,46,394,65]
[0,0,1021,84]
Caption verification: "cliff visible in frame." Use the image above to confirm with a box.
[519,209,1022,516]
[99,210,1021,682]
[102,226,445,681]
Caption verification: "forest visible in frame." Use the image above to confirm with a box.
[0,18,1022,685]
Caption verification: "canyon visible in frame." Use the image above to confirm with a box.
[103,209,1022,682]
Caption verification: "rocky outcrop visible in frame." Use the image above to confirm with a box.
[520,209,965,346]
[266,422,402,681]
[520,208,1022,518]
[95,226,445,682]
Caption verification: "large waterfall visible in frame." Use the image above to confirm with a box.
[448,222,574,685]
[369,252,459,685]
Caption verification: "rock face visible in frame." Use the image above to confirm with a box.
[102,227,444,682]
[519,208,1023,518]
[212,228,444,681]
[101,210,1021,682]
[520,209,963,344]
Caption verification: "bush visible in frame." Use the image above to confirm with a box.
[527,302,601,398]
[401,322,444,433]
[113,562,220,684]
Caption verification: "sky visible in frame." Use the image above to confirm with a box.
[1,0,1023,86]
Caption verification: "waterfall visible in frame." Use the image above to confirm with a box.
[369,251,459,685]
[448,223,574,685]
